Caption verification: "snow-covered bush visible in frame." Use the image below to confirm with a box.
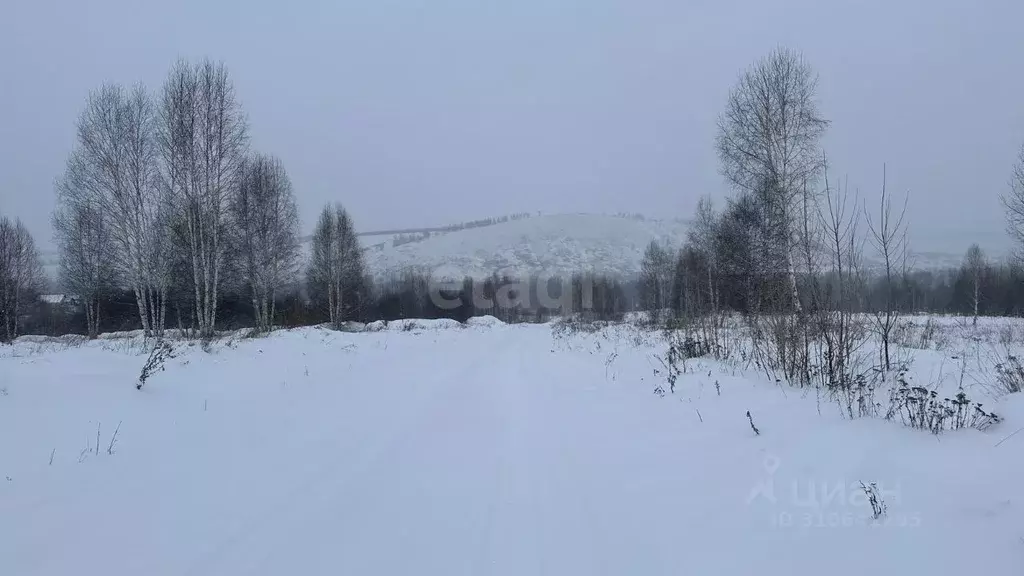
[885,374,1000,434]
[653,332,685,394]
[993,354,1024,395]
[859,482,887,520]
[137,340,175,390]
[550,315,605,338]
[892,317,950,351]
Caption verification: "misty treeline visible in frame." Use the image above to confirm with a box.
[21,268,636,339]
[7,49,1024,343]
[635,47,1024,397]
[639,226,1024,321]
[0,217,45,341]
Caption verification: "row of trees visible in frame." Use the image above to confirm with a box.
[0,217,44,340]
[635,45,1024,394]
[6,50,1023,344]
[641,235,1021,318]
[20,268,636,338]
[52,59,300,338]
[439,212,533,233]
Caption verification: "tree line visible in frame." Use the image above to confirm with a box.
[50,60,278,339]
[15,57,347,341]
[641,237,1024,319]
[634,48,1024,328]
[4,50,1024,343]
[634,46,1024,392]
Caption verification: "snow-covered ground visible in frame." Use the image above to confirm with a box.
[1,316,1022,575]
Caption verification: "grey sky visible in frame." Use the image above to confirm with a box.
[2,0,1022,256]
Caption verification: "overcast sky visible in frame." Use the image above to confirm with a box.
[2,0,1022,256]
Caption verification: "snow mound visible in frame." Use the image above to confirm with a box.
[12,334,58,344]
[336,321,366,333]
[97,329,147,340]
[386,318,464,331]
[465,315,505,327]
[364,320,387,332]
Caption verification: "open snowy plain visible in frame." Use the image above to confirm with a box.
[1,315,1022,575]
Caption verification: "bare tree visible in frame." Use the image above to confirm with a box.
[0,217,44,341]
[308,204,365,328]
[687,195,719,316]
[716,47,829,312]
[810,160,868,396]
[230,153,300,332]
[158,59,248,338]
[123,84,170,337]
[865,165,909,372]
[308,207,335,323]
[63,83,169,336]
[1002,144,1024,260]
[52,187,116,338]
[332,206,365,325]
[639,240,673,320]
[962,243,986,326]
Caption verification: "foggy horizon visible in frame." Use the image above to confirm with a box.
[3,0,1023,258]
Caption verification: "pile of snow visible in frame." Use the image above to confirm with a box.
[388,318,463,331]
[362,318,466,332]
[335,321,366,333]
[363,320,387,332]
[1,320,1022,575]
[465,315,505,328]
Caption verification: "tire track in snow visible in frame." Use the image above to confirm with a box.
[184,328,515,575]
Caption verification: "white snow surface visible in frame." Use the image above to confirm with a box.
[1,318,1023,575]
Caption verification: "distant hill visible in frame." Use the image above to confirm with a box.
[38,212,980,288]
[353,213,691,280]
[341,212,977,281]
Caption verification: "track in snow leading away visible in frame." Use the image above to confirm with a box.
[1,322,1022,575]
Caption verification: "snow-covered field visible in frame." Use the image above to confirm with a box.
[1,316,1022,575]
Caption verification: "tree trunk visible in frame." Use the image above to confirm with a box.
[973,281,979,326]
[134,285,151,337]
[786,249,801,314]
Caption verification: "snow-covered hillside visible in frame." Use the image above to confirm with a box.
[41,212,972,287]
[357,213,689,280]
[339,212,968,281]
[1,317,1023,575]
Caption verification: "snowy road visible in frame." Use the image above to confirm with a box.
[2,323,1022,575]
[189,329,625,575]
